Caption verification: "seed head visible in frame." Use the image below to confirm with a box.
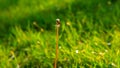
[56,18,60,27]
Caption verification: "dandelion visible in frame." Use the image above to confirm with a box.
[56,18,60,27]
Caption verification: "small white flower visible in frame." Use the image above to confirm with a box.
[107,43,111,46]
[59,46,61,49]
[76,50,79,53]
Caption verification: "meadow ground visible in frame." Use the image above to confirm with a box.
[0,0,120,68]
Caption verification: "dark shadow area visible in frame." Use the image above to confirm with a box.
[0,0,119,38]
[0,0,18,10]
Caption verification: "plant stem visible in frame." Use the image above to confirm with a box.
[54,27,59,68]
[54,19,60,68]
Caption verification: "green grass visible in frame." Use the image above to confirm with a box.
[0,0,120,68]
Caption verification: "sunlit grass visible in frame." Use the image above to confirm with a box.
[0,22,119,67]
[0,0,120,68]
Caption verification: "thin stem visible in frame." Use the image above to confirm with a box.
[54,27,59,68]
[54,19,60,68]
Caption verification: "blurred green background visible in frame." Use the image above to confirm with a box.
[0,0,120,68]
